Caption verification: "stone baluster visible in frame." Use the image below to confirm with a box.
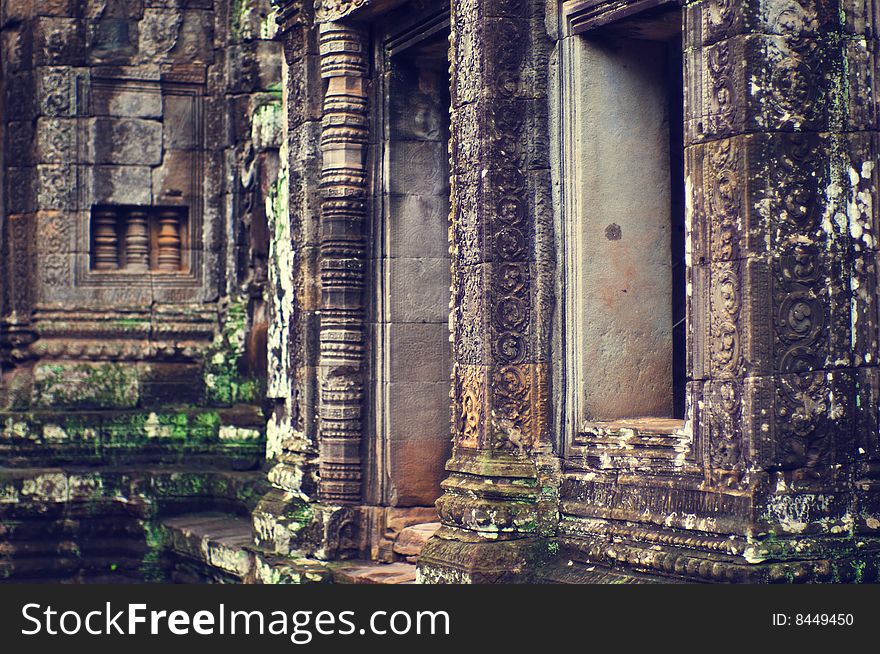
[92,208,119,270]
[157,210,182,271]
[123,209,150,272]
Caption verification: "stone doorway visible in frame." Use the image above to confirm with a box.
[366,16,452,561]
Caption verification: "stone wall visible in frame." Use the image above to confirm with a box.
[0,0,282,582]
[549,0,880,583]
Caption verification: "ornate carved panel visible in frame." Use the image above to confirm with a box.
[447,0,551,456]
[686,0,878,48]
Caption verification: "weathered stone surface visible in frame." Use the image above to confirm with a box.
[226,41,283,93]
[36,66,74,117]
[33,17,85,66]
[3,0,879,586]
[35,164,75,210]
[138,361,205,406]
[167,10,214,64]
[35,118,76,164]
[139,8,184,59]
[393,522,441,559]
[6,168,36,213]
[0,0,278,583]
[91,86,163,118]
[32,361,140,409]
[91,165,153,205]
[89,118,163,165]
[334,562,417,585]
[152,149,193,203]
[161,514,255,580]
[161,93,199,149]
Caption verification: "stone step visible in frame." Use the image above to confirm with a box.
[160,512,255,581]
[333,561,418,585]
[392,522,441,561]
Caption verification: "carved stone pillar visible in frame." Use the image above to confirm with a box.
[316,22,369,506]
[124,209,150,272]
[92,209,119,270]
[418,0,556,583]
[683,0,880,580]
[157,210,182,271]
[254,1,366,566]
[255,0,329,567]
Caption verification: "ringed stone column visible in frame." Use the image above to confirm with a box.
[418,0,556,583]
[92,209,120,270]
[316,22,369,507]
[156,210,183,272]
[686,0,880,579]
[255,2,367,563]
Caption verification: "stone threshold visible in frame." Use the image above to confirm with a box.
[160,512,333,584]
[161,513,256,580]
[569,417,692,471]
[331,561,418,584]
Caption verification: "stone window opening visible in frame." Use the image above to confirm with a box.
[561,2,686,440]
[90,205,189,273]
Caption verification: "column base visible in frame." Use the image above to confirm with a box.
[418,527,553,584]
[252,487,359,560]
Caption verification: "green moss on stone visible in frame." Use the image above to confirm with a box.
[104,412,149,443]
[852,559,866,583]
[140,521,167,583]
[204,297,265,406]
[33,362,139,410]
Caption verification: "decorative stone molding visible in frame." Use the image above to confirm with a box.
[564,0,682,34]
[315,0,372,22]
[272,0,307,29]
[274,0,378,28]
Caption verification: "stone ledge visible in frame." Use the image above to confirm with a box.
[569,417,693,471]
[332,561,417,585]
[161,513,256,581]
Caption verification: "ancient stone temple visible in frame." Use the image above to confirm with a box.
[2,0,880,584]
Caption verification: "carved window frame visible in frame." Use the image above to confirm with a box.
[555,0,687,458]
[564,0,681,34]
[74,77,205,295]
